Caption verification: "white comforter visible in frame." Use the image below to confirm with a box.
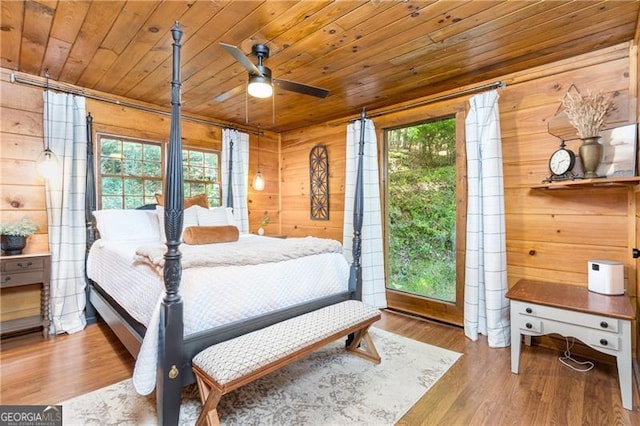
[86,234,350,394]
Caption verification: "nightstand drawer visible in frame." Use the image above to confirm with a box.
[1,271,44,287]
[2,257,45,273]
[513,302,619,333]
[518,317,543,333]
[588,333,620,351]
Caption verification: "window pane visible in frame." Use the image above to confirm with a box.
[192,183,205,194]
[190,166,204,180]
[125,196,144,209]
[101,158,121,175]
[98,135,162,209]
[124,160,143,176]
[189,150,204,164]
[102,177,122,195]
[123,142,142,160]
[144,162,161,177]
[386,118,457,303]
[102,196,122,210]
[145,179,162,196]
[204,153,216,168]
[208,183,221,207]
[101,139,121,156]
[124,178,143,195]
[204,167,216,181]
[144,194,157,205]
[144,145,161,162]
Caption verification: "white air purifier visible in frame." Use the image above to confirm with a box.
[587,260,624,295]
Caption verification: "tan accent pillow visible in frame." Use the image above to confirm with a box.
[183,225,239,245]
[155,193,209,208]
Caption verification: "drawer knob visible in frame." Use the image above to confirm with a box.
[525,323,533,329]
[525,307,532,314]
[600,321,608,329]
[17,261,32,269]
[2,276,10,283]
[600,338,608,346]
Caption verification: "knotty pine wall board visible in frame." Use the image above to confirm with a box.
[0,71,48,253]
[280,42,635,291]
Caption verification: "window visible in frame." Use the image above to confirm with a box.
[98,135,163,209]
[98,135,222,209]
[182,148,221,207]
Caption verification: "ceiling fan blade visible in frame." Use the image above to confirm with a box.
[274,78,329,98]
[213,84,245,102]
[220,42,263,76]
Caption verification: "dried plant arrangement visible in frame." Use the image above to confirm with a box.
[561,88,615,139]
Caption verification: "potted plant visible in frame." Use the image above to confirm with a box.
[258,212,270,236]
[561,88,615,178]
[0,216,38,255]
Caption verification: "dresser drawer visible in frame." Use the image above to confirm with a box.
[587,333,620,351]
[1,271,44,287]
[2,257,45,273]
[518,316,543,333]
[512,301,619,333]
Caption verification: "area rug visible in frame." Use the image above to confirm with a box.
[61,328,461,425]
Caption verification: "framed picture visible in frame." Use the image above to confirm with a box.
[595,123,638,178]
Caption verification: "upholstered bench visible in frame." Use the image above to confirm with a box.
[192,300,382,426]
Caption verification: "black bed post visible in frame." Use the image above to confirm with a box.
[84,113,97,324]
[226,135,234,208]
[349,108,367,302]
[157,21,185,426]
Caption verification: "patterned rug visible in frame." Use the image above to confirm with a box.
[61,328,460,425]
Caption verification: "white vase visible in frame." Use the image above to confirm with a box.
[258,227,264,236]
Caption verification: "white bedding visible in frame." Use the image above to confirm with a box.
[86,234,350,394]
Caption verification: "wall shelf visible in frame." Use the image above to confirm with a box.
[531,176,640,190]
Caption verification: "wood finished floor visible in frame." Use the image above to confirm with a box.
[1,310,638,425]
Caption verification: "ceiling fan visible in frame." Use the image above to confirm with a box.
[220,42,329,99]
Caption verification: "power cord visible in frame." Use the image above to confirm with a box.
[558,337,594,373]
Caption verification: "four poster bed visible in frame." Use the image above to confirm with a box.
[84,23,370,424]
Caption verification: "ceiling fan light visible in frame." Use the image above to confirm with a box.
[248,75,273,98]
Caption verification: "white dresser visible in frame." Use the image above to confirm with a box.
[506,279,635,410]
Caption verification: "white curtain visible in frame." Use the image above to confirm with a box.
[463,90,510,347]
[43,91,87,334]
[343,119,387,308]
[221,129,249,233]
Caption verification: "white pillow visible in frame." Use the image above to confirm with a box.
[156,205,199,242]
[93,209,161,242]
[197,206,236,227]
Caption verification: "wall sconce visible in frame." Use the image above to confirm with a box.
[36,70,59,180]
[252,130,265,191]
[36,148,59,179]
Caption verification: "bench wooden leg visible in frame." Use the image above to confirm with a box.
[195,374,223,426]
[346,326,381,364]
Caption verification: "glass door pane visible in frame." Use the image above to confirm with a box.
[385,115,465,325]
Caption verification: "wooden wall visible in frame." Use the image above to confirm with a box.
[0,69,48,254]
[0,68,279,254]
[281,42,638,351]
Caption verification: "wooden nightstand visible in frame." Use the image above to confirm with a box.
[0,252,51,339]
[506,279,635,410]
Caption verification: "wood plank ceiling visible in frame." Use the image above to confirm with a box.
[2,1,639,132]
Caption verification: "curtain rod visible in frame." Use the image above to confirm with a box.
[10,72,262,136]
[351,80,506,121]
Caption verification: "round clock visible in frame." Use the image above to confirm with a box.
[549,146,576,177]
